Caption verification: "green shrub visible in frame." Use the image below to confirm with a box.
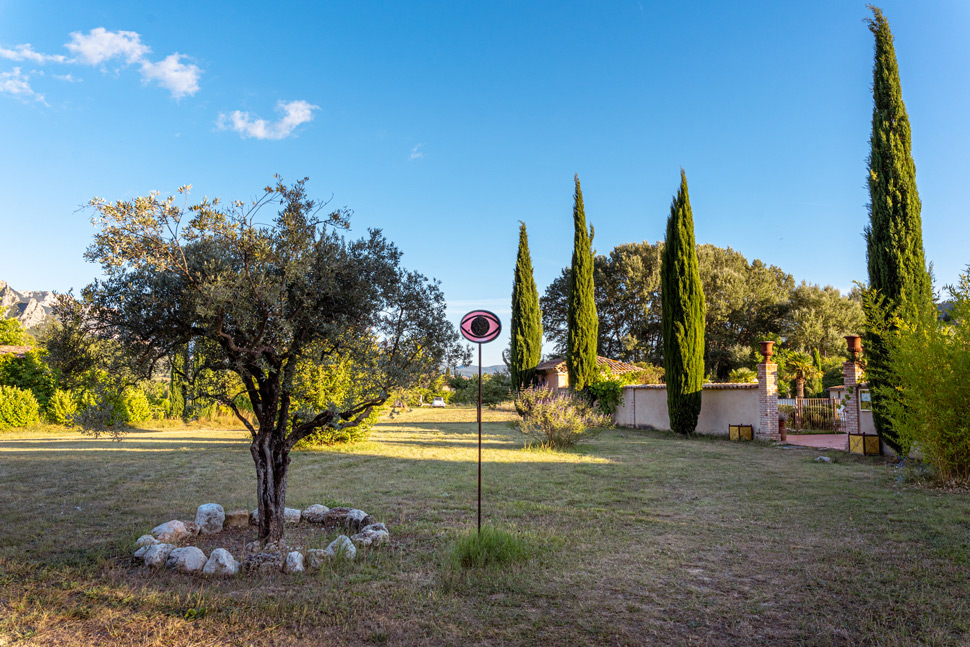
[0,385,40,429]
[587,378,624,415]
[449,526,531,569]
[0,318,31,345]
[0,348,56,409]
[821,363,844,390]
[121,388,152,425]
[139,381,171,419]
[46,389,78,425]
[875,269,970,483]
[630,364,664,384]
[449,372,512,405]
[727,367,757,383]
[513,387,611,449]
[294,406,381,449]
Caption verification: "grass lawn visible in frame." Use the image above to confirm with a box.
[1,407,969,646]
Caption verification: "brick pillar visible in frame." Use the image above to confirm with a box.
[757,361,779,441]
[842,360,862,443]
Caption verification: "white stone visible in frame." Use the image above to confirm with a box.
[351,528,389,547]
[283,551,305,573]
[134,534,159,550]
[203,548,240,576]
[166,546,207,573]
[195,503,226,535]
[250,509,259,525]
[284,507,302,524]
[361,522,388,534]
[302,504,330,523]
[142,543,176,568]
[133,534,160,558]
[305,549,330,569]
[151,520,190,543]
[815,455,833,463]
[324,535,356,561]
[345,509,369,532]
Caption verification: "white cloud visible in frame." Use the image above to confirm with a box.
[52,73,80,83]
[65,28,149,65]
[0,67,45,103]
[3,28,203,102]
[218,100,319,140]
[139,53,200,99]
[62,28,200,98]
[0,43,65,64]
[409,144,424,160]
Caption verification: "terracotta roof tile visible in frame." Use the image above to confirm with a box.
[535,356,642,375]
[0,345,33,358]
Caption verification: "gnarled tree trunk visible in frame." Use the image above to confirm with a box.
[252,432,290,544]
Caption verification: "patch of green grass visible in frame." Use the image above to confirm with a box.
[448,526,533,569]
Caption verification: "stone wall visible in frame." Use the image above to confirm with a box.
[614,383,761,436]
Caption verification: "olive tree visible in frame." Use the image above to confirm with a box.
[80,178,467,544]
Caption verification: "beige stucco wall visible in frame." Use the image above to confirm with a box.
[615,385,760,436]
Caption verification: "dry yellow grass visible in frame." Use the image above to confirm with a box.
[1,407,969,646]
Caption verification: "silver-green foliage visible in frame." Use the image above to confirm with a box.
[80,177,468,544]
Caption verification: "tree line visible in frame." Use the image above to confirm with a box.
[539,241,863,379]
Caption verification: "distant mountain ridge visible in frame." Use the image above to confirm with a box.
[455,365,507,377]
[0,280,56,331]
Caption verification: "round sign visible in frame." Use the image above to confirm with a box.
[460,310,502,344]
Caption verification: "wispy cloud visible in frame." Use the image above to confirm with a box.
[65,28,201,99]
[0,67,46,104]
[0,28,201,100]
[0,43,65,64]
[217,100,319,140]
[409,143,425,160]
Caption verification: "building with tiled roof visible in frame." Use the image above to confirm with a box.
[535,356,641,390]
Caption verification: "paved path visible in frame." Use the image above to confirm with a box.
[783,433,847,451]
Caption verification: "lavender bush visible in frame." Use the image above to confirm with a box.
[513,387,611,449]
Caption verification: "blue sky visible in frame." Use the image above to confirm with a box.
[2,1,969,365]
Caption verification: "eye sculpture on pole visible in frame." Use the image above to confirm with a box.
[459,310,502,534]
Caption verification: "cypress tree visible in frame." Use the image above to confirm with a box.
[661,170,705,435]
[566,174,598,392]
[168,343,187,420]
[863,5,934,452]
[510,221,543,391]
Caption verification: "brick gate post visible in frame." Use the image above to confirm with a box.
[842,335,863,449]
[757,341,779,441]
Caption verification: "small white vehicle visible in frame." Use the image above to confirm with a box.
[431,396,446,408]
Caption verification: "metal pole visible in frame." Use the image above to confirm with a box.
[477,342,482,534]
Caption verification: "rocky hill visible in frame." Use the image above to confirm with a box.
[0,280,56,331]
[455,365,508,377]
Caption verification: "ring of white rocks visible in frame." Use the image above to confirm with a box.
[133,503,390,576]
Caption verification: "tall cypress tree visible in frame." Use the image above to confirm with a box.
[510,221,543,391]
[566,174,598,392]
[863,5,933,452]
[661,170,705,435]
[168,343,187,420]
